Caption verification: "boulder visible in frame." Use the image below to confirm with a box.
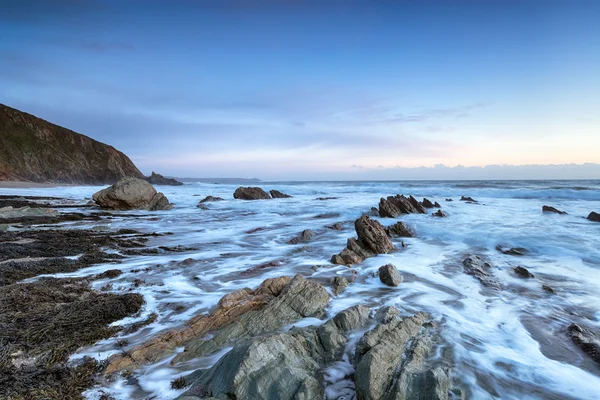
[432,209,447,218]
[422,198,435,208]
[233,187,271,200]
[514,266,534,278]
[542,205,567,215]
[288,229,316,244]
[462,255,501,289]
[587,212,600,222]
[386,221,415,238]
[332,276,350,296]
[379,195,426,218]
[270,189,292,198]
[460,196,477,203]
[92,177,173,211]
[542,284,556,294]
[332,216,393,265]
[567,323,600,364]
[199,195,224,203]
[379,264,402,287]
[434,201,441,207]
[145,171,183,186]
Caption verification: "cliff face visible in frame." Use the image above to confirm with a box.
[0,104,144,184]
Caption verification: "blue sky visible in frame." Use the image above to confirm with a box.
[1,0,599,180]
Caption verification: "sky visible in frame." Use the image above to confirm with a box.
[1,0,599,180]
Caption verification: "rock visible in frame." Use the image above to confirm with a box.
[379,264,402,287]
[288,229,315,244]
[196,204,209,210]
[199,195,224,203]
[145,171,183,186]
[422,198,435,208]
[379,195,426,218]
[172,275,330,363]
[332,216,393,265]
[496,245,528,256]
[327,222,345,230]
[316,197,338,200]
[314,212,340,219]
[542,284,556,294]
[587,212,600,222]
[445,198,453,202]
[92,177,173,211]
[567,323,600,364]
[269,189,292,198]
[0,206,59,219]
[462,255,501,288]
[370,206,380,216]
[434,201,441,208]
[374,306,400,324]
[432,209,447,217]
[385,221,415,238]
[514,266,534,278]
[331,238,375,265]
[542,205,567,215]
[460,196,477,203]
[0,104,145,184]
[180,305,370,400]
[332,276,349,296]
[233,187,271,200]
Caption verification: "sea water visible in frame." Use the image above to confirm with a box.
[3,180,600,400]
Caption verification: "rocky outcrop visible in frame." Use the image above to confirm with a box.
[422,198,435,208]
[288,229,315,244]
[385,221,415,238]
[514,266,534,278]
[379,264,402,287]
[270,189,292,198]
[379,195,426,218]
[542,205,567,215]
[587,212,600,222]
[233,187,271,200]
[92,177,172,211]
[179,305,370,400]
[332,216,393,265]
[567,323,600,364]
[460,196,477,203]
[145,171,183,186]
[332,276,350,296]
[462,255,501,289]
[172,275,330,364]
[198,195,224,203]
[0,104,144,184]
[432,209,447,217]
[496,245,528,256]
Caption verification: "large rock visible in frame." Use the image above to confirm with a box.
[270,189,292,198]
[379,195,426,218]
[379,264,402,287]
[587,212,600,222]
[145,171,183,186]
[567,323,600,364]
[462,255,501,289]
[542,205,567,215]
[233,187,271,200]
[288,229,315,244]
[172,275,330,363]
[198,195,224,203]
[332,216,393,265]
[179,305,370,400]
[422,198,435,208]
[92,177,172,211]
[385,221,415,238]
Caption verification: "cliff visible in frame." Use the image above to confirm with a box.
[0,104,144,184]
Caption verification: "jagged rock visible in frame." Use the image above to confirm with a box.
[587,212,600,222]
[332,276,350,296]
[173,275,330,363]
[462,255,501,289]
[422,198,435,208]
[331,238,375,265]
[496,245,528,256]
[105,276,294,374]
[332,216,393,265]
[432,209,447,217]
[542,205,567,215]
[379,264,402,287]
[385,221,414,238]
[270,189,292,198]
[199,195,224,203]
[145,171,183,186]
[288,229,315,244]
[370,207,380,216]
[379,195,426,218]
[374,306,400,324]
[233,187,271,200]
[568,323,600,364]
[179,306,370,400]
[0,206,59,219]
[434,201,441,208]
[514,266,534,278]
[92,177,173,211]
[460,196,477,203]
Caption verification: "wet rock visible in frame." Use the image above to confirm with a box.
[199,195,224,203]
[432,209,447,217]
[332,216,393,265]
[172,275,330,363]
[379,264,402,287]
[327,222,345,230]
[92,177,173,211]
[445,198,453,202]
[514,266,534,278]
[374,306,400,324]
[587,211,600,222]
[542,284,556,294]
[379,195,426,218]
[314,212,340,219]
[196,204,209,210]
[385,221,415,238]
[180,305,370,400]
[97,269,123,279]
[145,171,183,186]
[434,201,441,207]
[462,255,501,289]
[332,276,349,295]
[460,196,477,202]
[542,205,567,215]
[567,323,600,364]
[496,245,529,256]
[270,189,292,198]
[233,187,271,200]
[288,229,316,244]
[316,197,338,200]
[422,198,435,208]
[331,238,375,265]
[370,206,380,216]
[0,206,60,219]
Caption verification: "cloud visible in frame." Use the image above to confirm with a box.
[387,102,492,124]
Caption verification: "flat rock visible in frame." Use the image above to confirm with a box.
[379,264,402,287]
[233,187,271,200]
[92,177,173,211]
[0,206,59,219]
[270,189,292,198]
[542,205,567,215]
